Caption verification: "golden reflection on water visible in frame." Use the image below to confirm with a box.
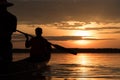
[52,78,108,80]
[71,54,91,79]
[13,53,120,80]
[76,54,90,65]
[76,78,107,80]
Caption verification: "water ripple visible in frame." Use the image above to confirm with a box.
[42,64,120,78]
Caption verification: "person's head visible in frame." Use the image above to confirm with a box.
[35,27,42,36]
[0,0,14,9]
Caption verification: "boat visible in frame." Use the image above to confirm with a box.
[0,57,49,78]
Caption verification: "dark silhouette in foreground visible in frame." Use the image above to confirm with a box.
[16,30,77,55]
[24,27,52,63]
[0,0,17,63]
[0,28,51,77]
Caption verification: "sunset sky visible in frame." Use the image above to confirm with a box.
[8,0,120,48]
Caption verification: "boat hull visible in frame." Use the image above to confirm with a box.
[0,57,49,77]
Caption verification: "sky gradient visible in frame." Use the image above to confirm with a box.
[8,0,120,48]
[10,0,120,24]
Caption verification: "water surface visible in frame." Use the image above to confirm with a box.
[13,53,120,80]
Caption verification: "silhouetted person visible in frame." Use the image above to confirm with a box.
[0,0,17,63]
[25,27,52,63]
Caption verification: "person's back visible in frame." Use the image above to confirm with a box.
[29,37,51,61]
[25,28,52,62]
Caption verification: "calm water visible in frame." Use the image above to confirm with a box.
[13,53,120,80]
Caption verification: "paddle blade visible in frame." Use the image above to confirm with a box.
[52,44,77,55]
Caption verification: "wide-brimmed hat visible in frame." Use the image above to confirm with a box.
[0,0,14,7]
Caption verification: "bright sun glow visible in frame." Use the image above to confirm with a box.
[74,30,92,36]
[72,30,93,45]
[74,40,91,45]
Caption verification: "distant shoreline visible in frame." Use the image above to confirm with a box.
[13,48,120,53]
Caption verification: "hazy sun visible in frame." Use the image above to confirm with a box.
[75,40,90,45]
[72,30,93,45]
[74,30,92,37]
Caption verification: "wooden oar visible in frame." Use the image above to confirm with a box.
[16,30,77,55]
[16,30,33,38]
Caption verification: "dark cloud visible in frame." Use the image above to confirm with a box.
[114,31,120,33]
[100,31,120,34]
[49,22,120,31]
[82,38,115,40]
[9,0,120,24]
[57,26,120,30]
[12,33,115,42]
[85,27,120,30]
[45,36,82,41]
[46,36,115,41]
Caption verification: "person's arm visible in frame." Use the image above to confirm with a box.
[25,34,31,48]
